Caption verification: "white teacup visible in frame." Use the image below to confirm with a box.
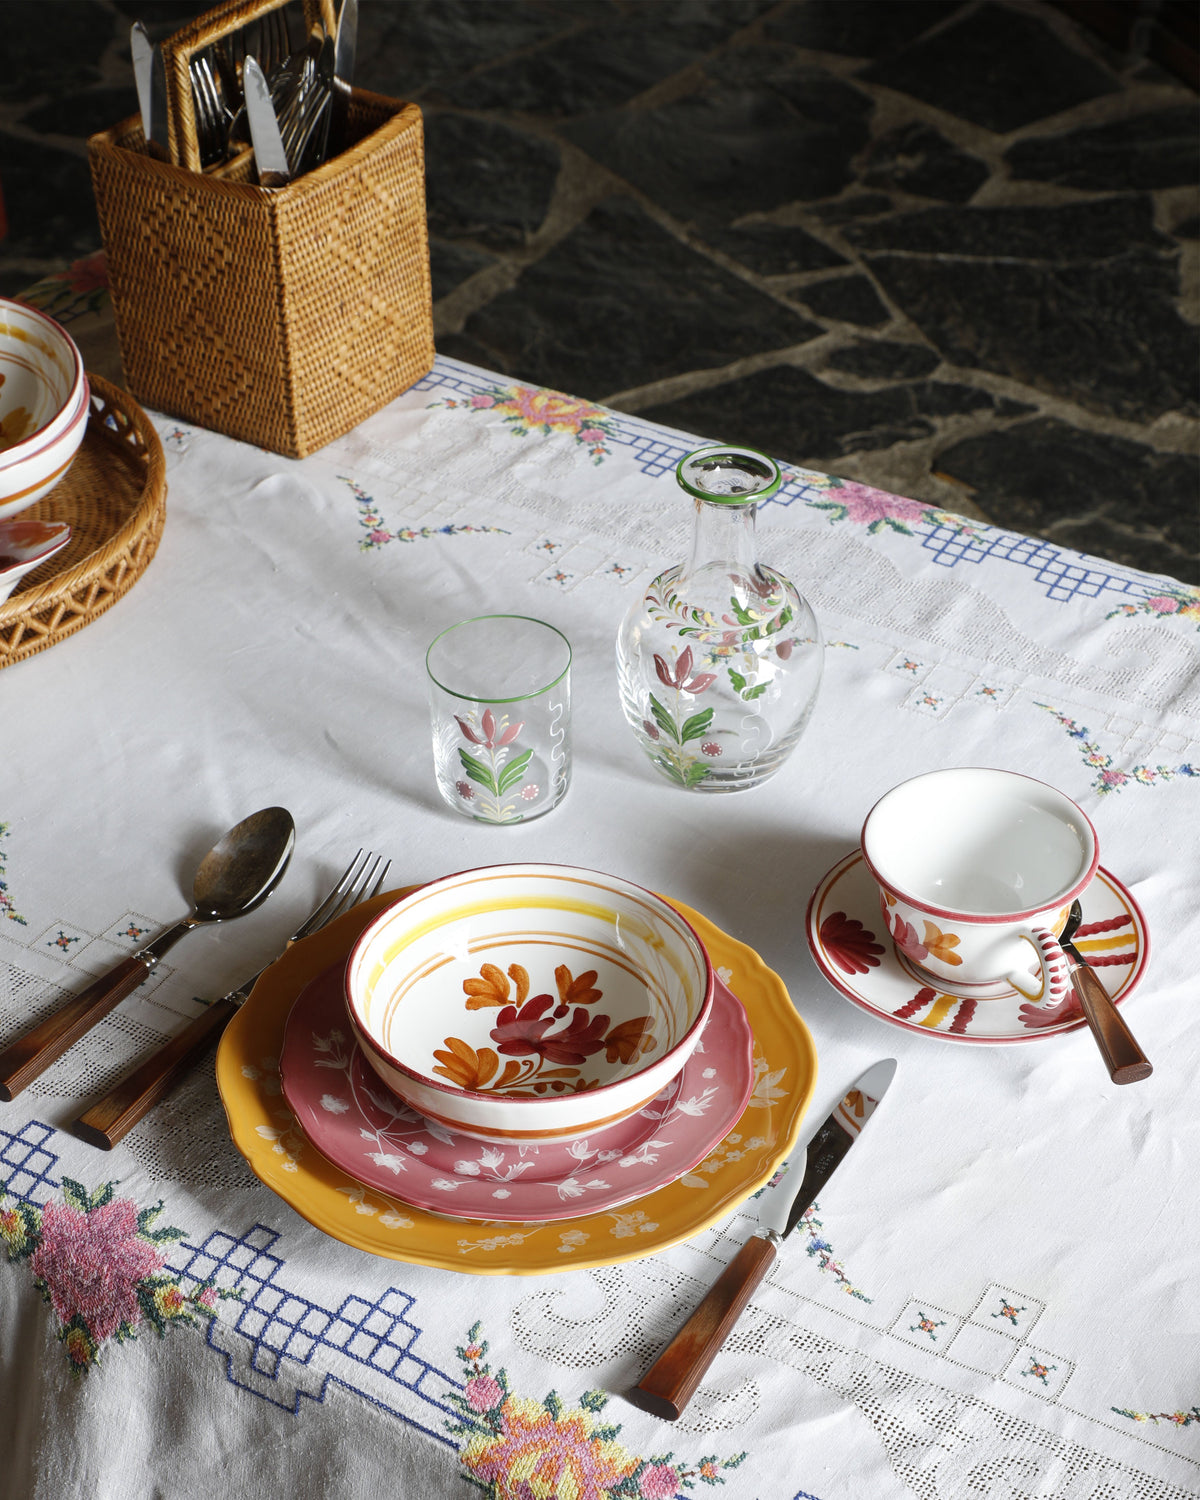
[861,768,1099,1001]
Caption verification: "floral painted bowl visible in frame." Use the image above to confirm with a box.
[0,518,72,604]
[345,864,715,1143]
[0,298,88,522]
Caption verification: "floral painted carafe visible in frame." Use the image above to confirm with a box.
[617,445,822,792]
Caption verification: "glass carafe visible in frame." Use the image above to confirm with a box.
[616,445,822,792]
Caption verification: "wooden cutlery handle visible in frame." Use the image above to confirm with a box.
[0,956,150,1101]
[1071,962,1152,1084]
[73,997,240,1149]
[630,1233,777,1421]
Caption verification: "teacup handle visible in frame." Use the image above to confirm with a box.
[1005,926,1072,1002]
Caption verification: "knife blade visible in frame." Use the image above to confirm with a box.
[132,24,172,162]
[630,1058,897,1420]
[243,55,290,187]
[329,0,357,158]
[130,23,155,146]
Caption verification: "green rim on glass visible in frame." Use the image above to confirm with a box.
[426,614,572,704]
[675,444,783,504]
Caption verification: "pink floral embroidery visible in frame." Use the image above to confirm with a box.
[341,476,509,552]
[807,476,981,538]
[18,251,110,323]
[1106,586,1200,630]
[447,1322,747,1496]
[32,1198,162,1342]
[0,1177,238,1375]
[1037,703,1200,796]
[433,383,619,464]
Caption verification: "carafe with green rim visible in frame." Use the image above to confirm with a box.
[616,444,822,792]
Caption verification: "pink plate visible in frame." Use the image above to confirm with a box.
[280,961,754,1221]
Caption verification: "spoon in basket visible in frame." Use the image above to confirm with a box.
[1061,900,1152,1084]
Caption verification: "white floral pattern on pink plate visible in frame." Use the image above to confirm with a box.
[280,962,753,1221]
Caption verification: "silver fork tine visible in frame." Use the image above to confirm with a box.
[364,859,392,903]
[326,851,382,923]
[291,848,369,944]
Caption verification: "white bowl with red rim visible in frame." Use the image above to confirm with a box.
[344,863,715,1143]
[0,298,89,522]
[0,517,72,604]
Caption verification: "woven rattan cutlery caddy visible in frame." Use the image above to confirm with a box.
[88,0,433,458]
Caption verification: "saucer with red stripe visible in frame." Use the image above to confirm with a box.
[806,852,1148,1044]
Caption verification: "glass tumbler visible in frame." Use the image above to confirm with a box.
[427,615,572,824]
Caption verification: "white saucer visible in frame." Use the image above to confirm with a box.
[806,852,1148,1044]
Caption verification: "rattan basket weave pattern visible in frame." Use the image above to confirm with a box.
[0,375,166,670]
[88,0,434,459]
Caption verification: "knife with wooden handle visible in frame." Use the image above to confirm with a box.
[630,1058,896,1421]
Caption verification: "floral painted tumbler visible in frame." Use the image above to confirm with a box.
[617,444,822,791]
[427,615,572,823]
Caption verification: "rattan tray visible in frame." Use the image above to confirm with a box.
[0,375,166,670]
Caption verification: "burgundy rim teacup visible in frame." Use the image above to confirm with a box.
[861,768,1099,1001]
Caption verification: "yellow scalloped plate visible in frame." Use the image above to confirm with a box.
[216,888,817,1275]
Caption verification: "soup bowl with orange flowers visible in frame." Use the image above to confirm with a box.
[345,864,714,1143]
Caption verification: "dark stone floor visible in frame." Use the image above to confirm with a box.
[2,0,1197,581]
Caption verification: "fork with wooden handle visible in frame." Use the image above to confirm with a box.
[72,850,391,1150]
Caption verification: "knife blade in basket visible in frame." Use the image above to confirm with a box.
[131,22,170,161]
[329,0,357,158]
[243,55,290,187]
[630,1057,897,1420]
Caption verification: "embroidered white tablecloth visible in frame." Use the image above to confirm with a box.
[1,330,1198,1499]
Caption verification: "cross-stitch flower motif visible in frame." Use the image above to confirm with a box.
[807,476,981,538]
[0,1177,237,1375]
[1105,586,1200,630]
[1036,703,1200,796]
[32,1196,162,1341]
[0,823,27,925]
[446,1323,747,1496]
[20,250,110,322]
[1113,1404,1200,1428]
[433,383,619,463]
[341,476,509,552]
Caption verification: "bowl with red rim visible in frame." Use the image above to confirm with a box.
[0,517,72,604]
[0,298,89,522]
[344,863,715,1143]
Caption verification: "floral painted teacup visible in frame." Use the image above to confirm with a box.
[861,768,1099,1001]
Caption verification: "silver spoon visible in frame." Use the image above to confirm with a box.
[0,807,295,1099]
[1061,899,1152,1084]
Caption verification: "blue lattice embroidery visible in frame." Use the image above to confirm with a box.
[415,364,1182,615]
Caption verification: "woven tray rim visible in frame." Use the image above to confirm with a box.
[0,374,166,667]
